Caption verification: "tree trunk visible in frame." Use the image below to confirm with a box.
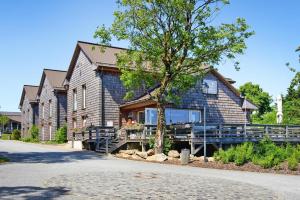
[155,102,166,154]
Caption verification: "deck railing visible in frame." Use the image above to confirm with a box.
[124,123,300,143]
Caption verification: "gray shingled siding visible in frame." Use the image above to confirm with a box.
[102,72,127,128]
[21,96,39,138]
[57,93,67,128]
[39,78,67,141]
[21,96,31,137]
[67,51,102,140]
[179,73,246,124]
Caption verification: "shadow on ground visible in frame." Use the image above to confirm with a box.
[0,151,104,164]
[0,186,70,200]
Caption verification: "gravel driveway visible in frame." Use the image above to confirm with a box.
[0,140,299,200]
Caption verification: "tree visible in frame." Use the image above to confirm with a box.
[95,0,253,153]
[239,82,272,116]
[0,115,9,133]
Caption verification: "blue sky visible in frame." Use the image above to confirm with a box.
[0,0,299,112]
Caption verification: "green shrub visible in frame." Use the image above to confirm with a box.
[29,125,39,140]
[149,136,155,149]
[148,136,173,154]
[1,133,12,140]
[216,146,235,164]
[55,125,67,143]
[287,154,298,171]
[11,129,21,140]
[0,156,9,163]
[163,137,173,154]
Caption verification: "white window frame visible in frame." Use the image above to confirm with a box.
[42,103,45,119]
[49,100,52,118]
[49,124,52,141]
[203,79,218,95]
[73,89,77,111]
[82,85,86,109]
[42,126,45,141]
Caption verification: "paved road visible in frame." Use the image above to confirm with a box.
[0,140,299,200]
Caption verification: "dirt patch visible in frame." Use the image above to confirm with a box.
[114,154,300,175]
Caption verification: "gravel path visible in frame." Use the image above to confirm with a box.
[0,140,299,200]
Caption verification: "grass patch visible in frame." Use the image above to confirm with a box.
[1,133,12,140]
[214,137,300,170]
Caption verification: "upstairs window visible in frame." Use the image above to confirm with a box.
[73,89,77,111]
[49,100,52,118]
[41,103,45,119]
[82,84,86,109]
[202,79,218,95]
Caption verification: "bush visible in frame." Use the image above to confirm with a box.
[148,136,173,154]
[287,154,298,171]
[215,137,300,170]
[1,133,12,140]
[29,125,39,141]
[11,129,21,140]
[55,125,67,143]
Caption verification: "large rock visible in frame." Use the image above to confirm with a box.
[136,151,148,159]
[131,154,143,160]
[146,153,168,162]
[208,157,215,162]
[168,156,179,161]
[168,150,180,158]
[146,149,155,156]
[119,149,137,155]
[116,153,131,158]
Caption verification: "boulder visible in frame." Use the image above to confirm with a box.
[168,156,179,161]
[208,157,215,162]
[168,150,180,158]
[117,153,131,158]
[190,154,195,160]
[136,151,148,159]
[146,149,155,156]
[131,154,143,160]
[146,153,168,162]
[119,149,137,155]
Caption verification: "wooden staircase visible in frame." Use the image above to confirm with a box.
[95,137,127,154]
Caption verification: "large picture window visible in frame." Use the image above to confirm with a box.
[202,79,218,95]
[145,108,201,125]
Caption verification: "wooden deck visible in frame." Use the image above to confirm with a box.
[73,124,300,154]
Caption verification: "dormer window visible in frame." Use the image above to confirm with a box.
[202,79,218,95]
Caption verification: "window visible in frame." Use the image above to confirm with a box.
[82,116,87,128]
[145,108,157,125]
[42,125,45,141]
[73,118,77,129]
[49,124,52,141]
[49,100,52,118]
[202,79,218,95]
[137,111,145,124]
[82,85,86,109]
[41,103,45,119]
[73,89,77,111]
[145,108,201,125]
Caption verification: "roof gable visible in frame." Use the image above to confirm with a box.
[65,41,126,81]
[37,69,67,96]
[19,85,39,108]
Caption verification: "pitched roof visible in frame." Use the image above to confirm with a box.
[37,69,67,96]
[242,99,258,110]
[66,41,127,81]
[0,112,21,123]
[19,85,39,108]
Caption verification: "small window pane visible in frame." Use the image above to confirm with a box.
[203,79,218,94]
